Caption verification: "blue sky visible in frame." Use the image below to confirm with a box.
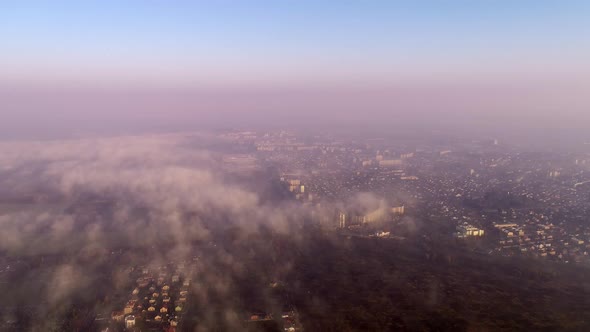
[2,1,589,83]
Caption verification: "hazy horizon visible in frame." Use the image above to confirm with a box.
[2,1,589,140]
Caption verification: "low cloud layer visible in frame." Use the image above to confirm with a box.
[0,133,400,331]
[0,134,308,330]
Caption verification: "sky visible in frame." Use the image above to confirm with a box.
[1,1,589,138]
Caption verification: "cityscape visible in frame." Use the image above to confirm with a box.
[220,130,590,264]
[1,129,590,331]
[2,1,590,331]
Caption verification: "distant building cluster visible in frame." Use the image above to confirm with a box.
[111,263,192,331]
[456,223,485,238]
[218,129,590,265]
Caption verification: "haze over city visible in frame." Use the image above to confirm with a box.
[1,2,590,332]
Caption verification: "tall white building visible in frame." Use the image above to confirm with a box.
[125,315,136,329]
[338,212,346,228]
